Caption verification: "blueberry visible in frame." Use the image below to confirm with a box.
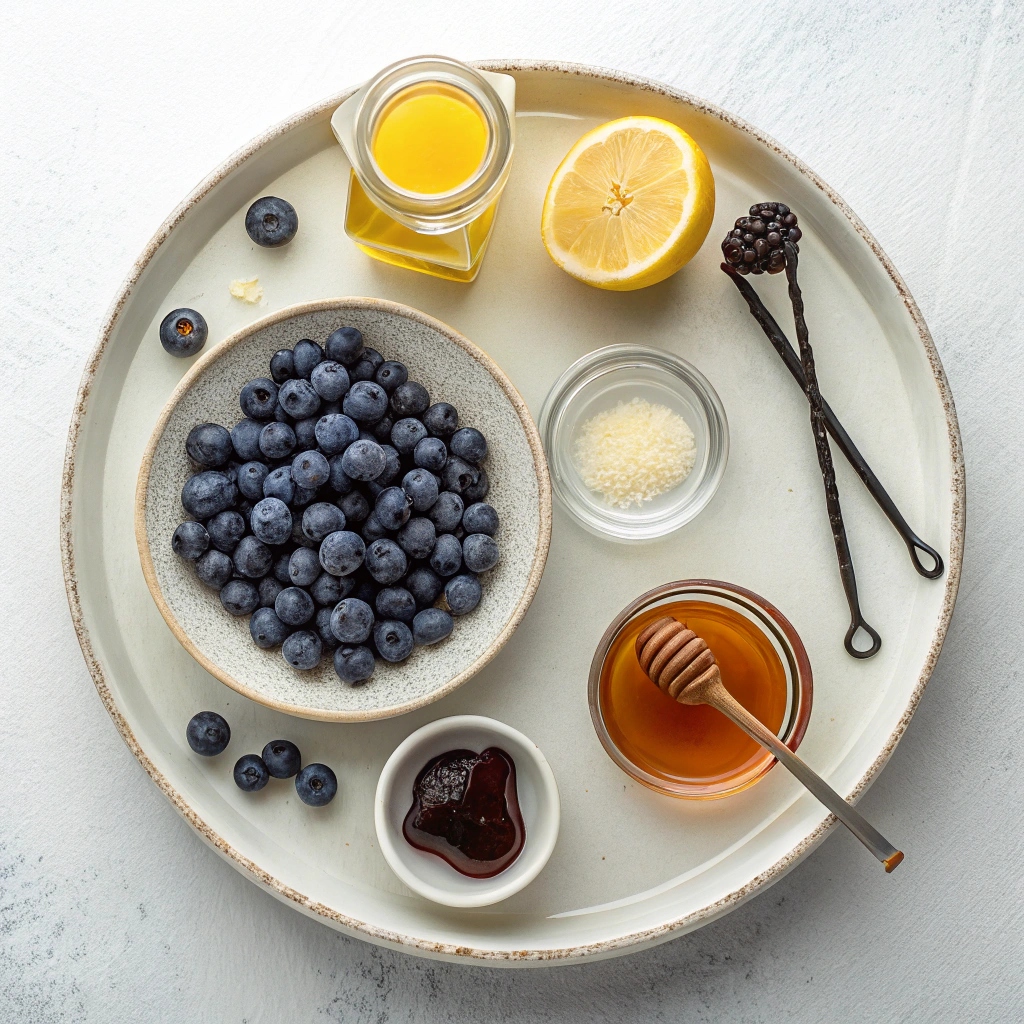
[259,421,296,460]
[234,753,270,791]
[375,360,408,393]
[363,538,407,585]
[233,535,273,578]
[310,571,350,606]
[373,620,414,662]
[427,491,464,533]
[181,471,235,520]
[462,467,489,502]
[413,436,447,473]
[462,533,499,573]
[299,502,343,543]
[371,415,393,442]
[207,510,246,553]
[450,427,487,464]
[314,413,359,455]
[159,308,208,357]
[315,606,340,649]
[310,360,350,402]
[172,521,209,560]
[237,461,270,502]
[402,468,439,512]
[195,549,234,589]
[325,326,365,366]
[397,518,436,560]
[339,491,370,523]
[288,546,322,587]
[319,530,366,576]
[262,466,295,505]
[269,349,295,383]
[220,579,260,616]
[348,347,383,382]
[250,497,292,545]
[245,196,298,247]
[343,381,388,423]
[186,423,233,467]
[361,511,388,543]
[295,763,337,806]
[258,576,285,608]
[240,378,279,420]
[275,586,315,626]
[291,339,324,380]
[444,574,482,615]
[293,415,319,451]
[430,534,462,577]
[351,579,379,606]
[273,401,291,423]
[413,608,454,645]
[186,711,230,756]
[278,378,321,419]
[390,417,427,456]
[330,598,375,643]
[390,380,430,418]
[341,438,386,481]
[334,645,375,685]
[444,456,482,495]
[272,551,292,583]
[320,400,341,416]
[231,418,265,461]
[375,586,416,623]
[375,486,412,531]
[405,566,444,607]
[328,454,353,496]
[291,450,330,489]
[462,502,498,536]
[422,402,458,438]
[262,739,302,779]
[250,606,290,648]
[283,630,322,670]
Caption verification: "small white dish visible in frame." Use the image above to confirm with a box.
[375,715,560,907]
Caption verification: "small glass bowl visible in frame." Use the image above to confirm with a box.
[588,580,813,799]
[539,345,728,541]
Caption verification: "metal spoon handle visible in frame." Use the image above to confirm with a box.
[708,682,904,872]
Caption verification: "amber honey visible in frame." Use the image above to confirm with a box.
[599,599,793,798]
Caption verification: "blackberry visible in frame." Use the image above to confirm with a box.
[721,202,802,275]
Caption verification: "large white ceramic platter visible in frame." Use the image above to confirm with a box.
[61,62,964,965]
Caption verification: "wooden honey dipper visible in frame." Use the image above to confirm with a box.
[636,617,904,872]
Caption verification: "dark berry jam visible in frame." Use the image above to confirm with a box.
[403,747,525,878]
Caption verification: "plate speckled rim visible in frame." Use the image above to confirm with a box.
[134,296,552,723]
[61,61,965,963]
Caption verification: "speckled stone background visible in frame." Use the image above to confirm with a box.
[3,1,1021,1020]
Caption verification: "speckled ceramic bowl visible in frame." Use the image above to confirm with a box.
[135,298,551,722]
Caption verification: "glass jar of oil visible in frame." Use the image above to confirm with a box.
[331,56,515,282]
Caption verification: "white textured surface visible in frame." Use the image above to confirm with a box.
[2,0,1020,1019]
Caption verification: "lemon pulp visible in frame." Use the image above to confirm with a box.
[541,116,715,290]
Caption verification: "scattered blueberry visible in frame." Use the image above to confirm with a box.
[441,456,479,495]
[270,348,295,383]
[444,574,482,615]
[186,423,233,467]
[275,587,315,626]
[310,360,350,402]
[462,533,500,573]
[293,339,325,380]
[279,378,321,419]
[282,630,322,670]
[372,414,394,442]
[462,467,490,502]
[325,326,364,366]
[450,427,487,464]
[402,468,439,512]
[310,572,348,606]
[220,579,260,616]
[406,566,444,607]
[258,576,285,608]
[343,381,388,423]
[291,450,330,489]
[413,436,447,472]
[181,471,236,519]
[262,739,302,779]
[231,418,264,461]
[427,491,464,533]
[328,454,353,496]
[250,606,290,648]
[237,461,270,502]
[315,606,340,649]
[373,620,414,662]
[295,763,337,806]
[319,530,366,576]
[397,517,436,560]
[314,413,359,455]
[339,490,369,523]
[334,645,375,685]
[207,510,246,553]
[375,486,412,531]
[413,608,454,645]
[172,521,209,560]
[196,549,234,589]
[348,347,383,382]
[240,378,279,420]
[462,502,498,536]
[390,417,427,455]
[293,416,319,452]
[186,711,230,756]
[361,511,388,543]
[301,502,345,543]
[375,586,416,623]
[250,497,293,545]
[341,438,386,481]
[245,196,298,247]
[288,546,322,587]
[331,598,375,643]
[259,420,296,459]
[234,753,270,791]
[422,402,458,438]
[365,538,408,585]
[430,534,462,577]
[390,380,430,418]
[375,361,408,393]
[233,535,273,578]
[262,466,296,505]
[160,308,208,357]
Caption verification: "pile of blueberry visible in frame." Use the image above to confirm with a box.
[186,711,336,805]
[171,325,499,685]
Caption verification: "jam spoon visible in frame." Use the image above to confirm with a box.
[636,616,904,871]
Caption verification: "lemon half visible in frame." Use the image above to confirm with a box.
[541,116,715,291]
